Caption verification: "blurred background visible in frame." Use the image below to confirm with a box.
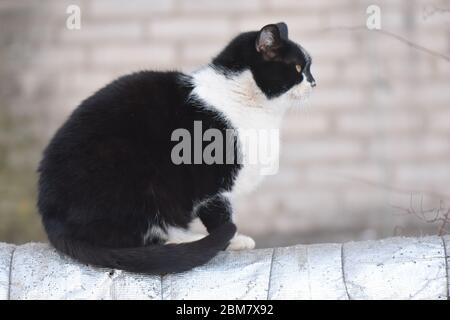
[0,0,449,247]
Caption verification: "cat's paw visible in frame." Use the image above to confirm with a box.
[227,234,255,251]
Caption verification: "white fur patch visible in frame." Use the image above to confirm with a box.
[190,66,312,196]
[142,224,167,245]
[165,226,207,244]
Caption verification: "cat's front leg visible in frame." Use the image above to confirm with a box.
[196,194,255,251]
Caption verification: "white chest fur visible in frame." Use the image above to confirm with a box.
[190,66,290,196]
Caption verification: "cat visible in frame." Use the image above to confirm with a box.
[37,22,315,274]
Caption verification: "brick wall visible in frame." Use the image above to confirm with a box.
[1,0,449,245]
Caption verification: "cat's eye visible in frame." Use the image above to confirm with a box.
[295,64,302,73]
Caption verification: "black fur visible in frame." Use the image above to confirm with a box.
[212,24,315,98]
[37,23,314,274]
[38,71,240,273]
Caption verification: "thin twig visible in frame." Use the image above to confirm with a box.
[393,193,450,236]
[322,26,450,62]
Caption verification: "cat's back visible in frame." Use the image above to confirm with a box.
[47,71,191,147]
[38,71,193,193]
[37,71,195,221]
[79,70,191,118]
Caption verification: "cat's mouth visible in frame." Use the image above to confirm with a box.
[289,81,313,103]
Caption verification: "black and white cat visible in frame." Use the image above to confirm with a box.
[37,23,315,274]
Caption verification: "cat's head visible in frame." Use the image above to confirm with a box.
[211,22,315,106]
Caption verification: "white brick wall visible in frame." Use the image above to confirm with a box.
[336,112,424,135]
[148,18,233,40]
[430,111,450,133]
[91,44,177,69]
[2,0,449,245]
[59,22,142,43]
[178,0,261,13]
[89,0,174,17]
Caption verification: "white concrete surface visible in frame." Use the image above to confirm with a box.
[0,235,449,300]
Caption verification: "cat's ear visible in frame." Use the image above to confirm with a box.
[276,22,288,40]
[255,23,285,59]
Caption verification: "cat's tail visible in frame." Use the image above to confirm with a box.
[47,222,236,274]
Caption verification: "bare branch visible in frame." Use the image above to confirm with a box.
[322,26,450,62]
[392,193,450,236]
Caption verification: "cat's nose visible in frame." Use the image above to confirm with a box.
[310,80,316,88]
